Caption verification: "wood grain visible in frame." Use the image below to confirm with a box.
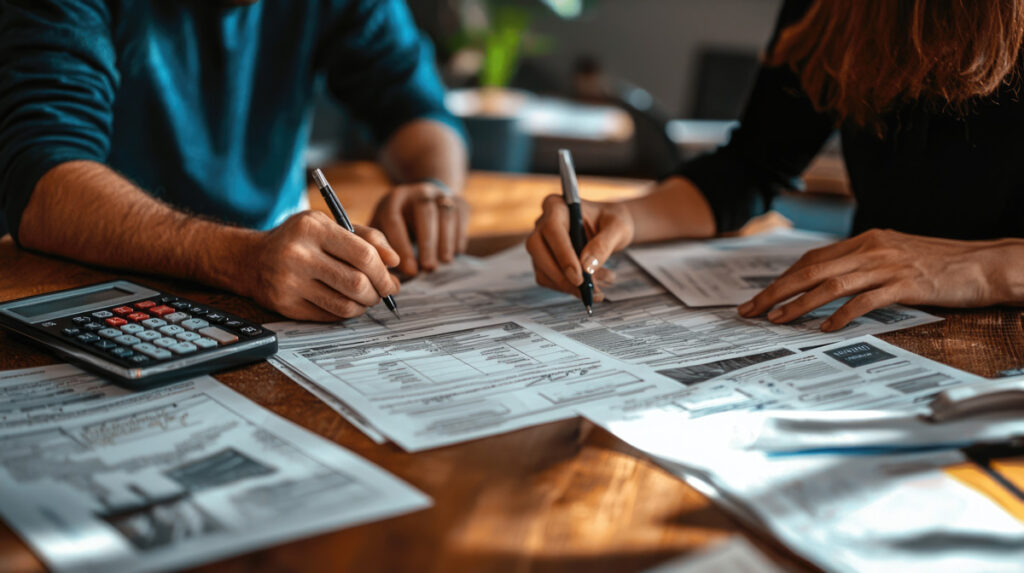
[0,163,1020,572]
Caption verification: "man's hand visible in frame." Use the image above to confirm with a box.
[245,211,401,321]
[737,229,1024,332]
[370,181,470,276]
[526,194,635,300]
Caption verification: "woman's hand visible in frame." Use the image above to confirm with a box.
[526,195,636,299]
[737,229,1023,331]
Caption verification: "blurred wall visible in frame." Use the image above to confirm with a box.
[526,0,783,116]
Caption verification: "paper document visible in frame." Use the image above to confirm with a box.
[275,318,679,451]
[589,408,1024,572]
[580,335,984,423]
[582,337,1024,572]
[0,364,429,573]
[629,229,834,307]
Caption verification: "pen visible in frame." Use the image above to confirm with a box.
[311,168,401,320]
[557,149,594,317]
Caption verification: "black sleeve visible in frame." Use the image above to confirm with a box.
[678,0,835,233]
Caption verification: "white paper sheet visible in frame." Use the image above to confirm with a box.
[628,229,834,307]
[275,318,680,451]
[579,335,985,423]
[0,364,429,573]
[582,337,1024,573]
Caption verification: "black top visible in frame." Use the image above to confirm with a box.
[680,0,1024,240]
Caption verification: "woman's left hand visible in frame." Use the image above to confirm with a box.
[737,229,1022,332]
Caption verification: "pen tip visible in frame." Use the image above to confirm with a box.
[585,305,592,317]
[391,309,402,320]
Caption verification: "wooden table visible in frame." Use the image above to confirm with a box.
[2,163,1023,573]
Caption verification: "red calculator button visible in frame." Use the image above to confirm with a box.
[105,317,128,327]
[134,300,156,309]
[112,306,134,315]
[149,305,174,316]
[127,312,150,322]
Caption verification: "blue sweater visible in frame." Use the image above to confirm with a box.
[0,0,462,242]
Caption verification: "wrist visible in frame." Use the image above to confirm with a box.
[191,223,263,296]
[990,238,1024,304]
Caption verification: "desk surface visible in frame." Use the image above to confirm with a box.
[2,163,1023,572]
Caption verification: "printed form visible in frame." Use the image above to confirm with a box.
[581,338,1024,573]
[276,318,680,451]
[0,365,429,573]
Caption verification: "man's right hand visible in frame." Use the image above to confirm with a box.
[245,211,401,321]
[525,194,635,300]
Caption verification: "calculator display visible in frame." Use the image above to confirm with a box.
[8,287,134,320]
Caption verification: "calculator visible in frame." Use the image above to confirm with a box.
[0,280,278,387]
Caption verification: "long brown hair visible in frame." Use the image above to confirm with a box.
[768,0,1024,133]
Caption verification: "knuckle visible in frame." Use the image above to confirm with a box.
[822,276,846,294]
[337,300,366,318]
[542,194,563,209]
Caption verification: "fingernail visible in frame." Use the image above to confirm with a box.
[767,308,782,322]
[821,318,834,331]
[584,257,600,275]
[738,301,753,315]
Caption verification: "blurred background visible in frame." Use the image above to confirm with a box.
[309,0,854,236]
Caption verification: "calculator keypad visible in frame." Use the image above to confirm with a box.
[38,293,266,368]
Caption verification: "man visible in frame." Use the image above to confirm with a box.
[0,0,469,321]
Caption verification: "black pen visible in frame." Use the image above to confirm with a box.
[311,168,401,320]
[558,149,594,317]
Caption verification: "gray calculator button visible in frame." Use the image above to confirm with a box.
[137,330,162,341]
[159,325,185,336]
[175,331,201,342]
[77,333,100,343]
[114,335,141,346]
[110,347,134,358]
[169,342,197,355]
[99,328,122,339]
[181,318,209,331]
[83,322,103,332]
[142,318,167,329]
[164,312,189,324]
[133,343,171,360]
[154,337,178,348]
[198,326,238,345]
[94,340,117,350]
[120,324,145,334]
[92,310,113,319]
[193,337,218,349]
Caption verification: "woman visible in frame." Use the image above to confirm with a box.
[527,0,1024,331]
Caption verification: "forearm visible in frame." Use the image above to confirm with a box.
[621,176,717,244]
[19,160,259,293]
[379,118,468,193]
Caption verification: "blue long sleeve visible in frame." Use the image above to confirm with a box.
[0,0,119,244]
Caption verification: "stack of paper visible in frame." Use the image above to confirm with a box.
[267,237,945,452]
[0,364,429,573]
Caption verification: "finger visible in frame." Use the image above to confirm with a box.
[456,200,470,254]
[822,285,903,332]
[413,196,440,272]
[578,210,631,277]
[537,208,587,287]
[764,270,889,324]
[778,236,866,278]
[375,195,419,276]
[437,197,457,263]
[320,228,399,299]
[536,270,580,298]
[738,254,868,318]
[354,225,400,269]
[311,253,381,307]
[305,279,369,320]
[527,231,582,294]
[594,267,617,286]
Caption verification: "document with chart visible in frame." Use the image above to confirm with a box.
[275,318,680,451]
[0,364,429,573]
[579,335,985,423]
[580,340,1024,572]
[628,229,834,307]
